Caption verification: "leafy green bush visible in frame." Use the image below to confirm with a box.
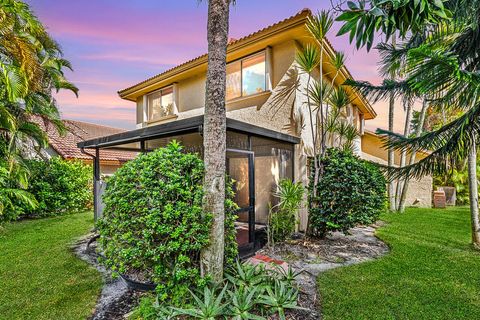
[2,157,92,221]
[268,179,304,244]
[97,142,238,304]
[309,148,387,238]
[25,157,92,216]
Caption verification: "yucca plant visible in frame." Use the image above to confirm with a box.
[267,179,304,244]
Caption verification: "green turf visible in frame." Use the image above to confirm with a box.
[318,207,480,320]
[0,212,102,320]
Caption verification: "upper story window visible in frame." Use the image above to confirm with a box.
[226,51,267,101]
[147,86,174,121]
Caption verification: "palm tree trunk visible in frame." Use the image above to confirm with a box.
[395,100,413,210]
[388,36,396,212]
[200,0,230,282]
[398,100,427,213]
[467,142,480,248]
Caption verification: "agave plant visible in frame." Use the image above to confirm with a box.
[225,260,269,291]
[258,280,305,320]
[269,266,302,288]
[172,286,228,320]
[227,286,265,320]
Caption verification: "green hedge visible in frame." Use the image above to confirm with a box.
[25,157,93,217]
[97,142,238,304]
[309,148,387,238]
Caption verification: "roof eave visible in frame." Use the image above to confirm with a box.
[117,9,312,101]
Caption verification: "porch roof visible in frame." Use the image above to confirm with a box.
[77,115,300,150]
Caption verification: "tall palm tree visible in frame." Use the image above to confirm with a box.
[338,0,480,246]
[200,0,231,282]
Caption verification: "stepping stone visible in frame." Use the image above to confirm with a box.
[248,254,289,271]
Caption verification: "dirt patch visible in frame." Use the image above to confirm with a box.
[258,223,389,319]
[72,234,142,320]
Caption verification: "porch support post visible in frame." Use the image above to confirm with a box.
[248,153,255,244]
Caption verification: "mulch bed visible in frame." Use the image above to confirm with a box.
[257,223,389,319]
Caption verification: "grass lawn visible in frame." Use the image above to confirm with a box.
[318,207,480,320]
[0,212,102,320]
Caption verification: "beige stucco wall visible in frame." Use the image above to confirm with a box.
[134,40,369,232]
[361,152,432,208]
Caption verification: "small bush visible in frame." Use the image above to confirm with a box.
[268,179,304,244]
[309,148,387,238]
[97,142,238,304]
[20,157,92,218]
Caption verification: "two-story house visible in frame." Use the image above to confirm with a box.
[78,9,432,253]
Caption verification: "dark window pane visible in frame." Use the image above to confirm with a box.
[251,136,293,224]
[227,131,249,150]
[145,133,203,156]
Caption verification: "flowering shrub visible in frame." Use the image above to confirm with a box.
[97,141,238,304]
[309,148,387,238]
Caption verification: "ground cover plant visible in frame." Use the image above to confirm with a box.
[318,207,480,319]
[97,142,238,304]
[308,148,387,238]
[0,211,102,319]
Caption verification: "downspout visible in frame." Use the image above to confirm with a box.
[80,147,99,221]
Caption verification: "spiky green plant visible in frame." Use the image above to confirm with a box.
[172,286,228,320]
[258,280,305,320]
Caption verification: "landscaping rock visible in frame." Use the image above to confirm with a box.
[257,224,389,319]
[72,233,141,320]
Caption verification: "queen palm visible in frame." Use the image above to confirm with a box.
[200,0,233,282]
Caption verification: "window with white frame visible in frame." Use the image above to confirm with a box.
[147,86,174,121]
[226,51,267,101]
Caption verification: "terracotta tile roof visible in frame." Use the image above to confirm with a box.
[117,8,312,97]
[39,119,137,163]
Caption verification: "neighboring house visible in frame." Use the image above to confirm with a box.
[78,9,431,253]
[361,130,433,207]
[36,119,137,175]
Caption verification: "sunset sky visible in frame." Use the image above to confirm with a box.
[27,0,408,132]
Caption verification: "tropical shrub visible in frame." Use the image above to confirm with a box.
[24,157,92,217]
[309,148,387,238]
[97,142,238,304]
[1,157,92,221]
[0,163,38,222]
[268,179,304,244]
